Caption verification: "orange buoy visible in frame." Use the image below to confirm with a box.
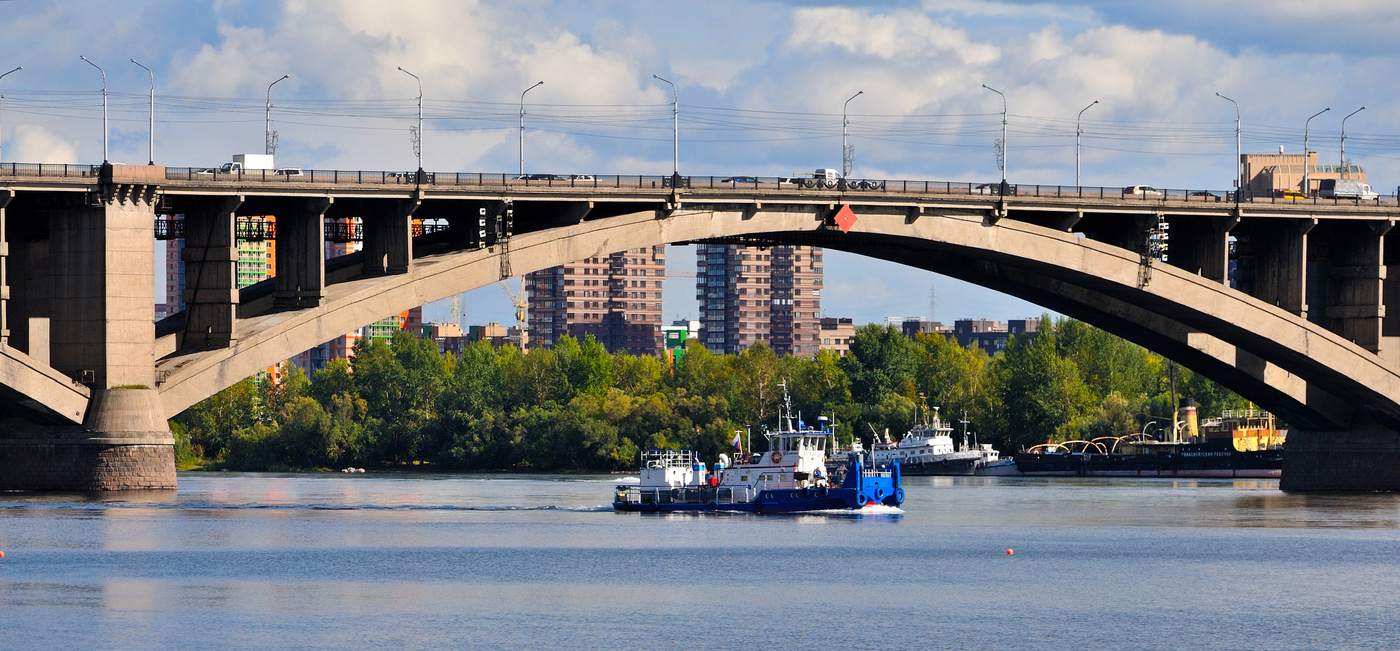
[1006,549,1013,555]
[0,551,6,558]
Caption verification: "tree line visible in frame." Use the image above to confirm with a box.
[172,317,1250,472]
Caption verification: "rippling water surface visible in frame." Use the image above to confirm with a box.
[3,473,1400,649]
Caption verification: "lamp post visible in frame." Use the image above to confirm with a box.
[79,56,107,163]
[398,67,422,172]
[265,74,289,156]
[1341,106,1365,180]
[653,74,678,177]
[982,84,1007,185]
[842,90,863,178]
[130,59,154,165]
[1303,107,1331,196]
[1076,99,1098,189]
[0,66,19,164]
[1215,92,1241,199]
[518,80,543,177]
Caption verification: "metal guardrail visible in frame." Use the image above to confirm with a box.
[4,162,1398,207]
[0,162,101,178]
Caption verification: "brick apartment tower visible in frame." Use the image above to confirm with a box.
[695,244,823,356]
[526,246,665,355]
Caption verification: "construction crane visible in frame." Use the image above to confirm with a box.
[498,279,527,332]
[665,270,697,278]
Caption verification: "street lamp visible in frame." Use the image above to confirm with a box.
[1215,92,1241,199]
[80,56,107,163]
[130,59,154,165]
[0,66,19,164]
[518,80,542,177]
[653,74,678,177]
[265,74,290,156]
[982,84,1007,185]
[842,90,863,177]
[1302,107,1331,196]
[1341,106,1365,180]
[1076,99,1098,189]
[398,67,423,172]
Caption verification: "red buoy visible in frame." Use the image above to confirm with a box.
[0,551,6,558]
[1006,549,1014,555]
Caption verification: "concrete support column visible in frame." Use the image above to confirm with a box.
[1323,220,1391,353]
[0,189,11,344]
[1168,214,1237,284]
[1247,217,1314,318]
[181,196,244,348]
[362,197,419,276]
[273,198,331,309]
[49,190,157,388]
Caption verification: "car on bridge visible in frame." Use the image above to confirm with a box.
[1123,185,1164,196]
[1189,190,1222,202]
[721,176,759,184]
[973,182,1017,195]
[274,167,303,177]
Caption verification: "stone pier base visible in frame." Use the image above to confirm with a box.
[1281,426,1400,491]
[0,440,174,490]
[0,388,176,491]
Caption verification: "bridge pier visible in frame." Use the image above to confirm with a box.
[1283,424,1400,491]
[0,181,174,490]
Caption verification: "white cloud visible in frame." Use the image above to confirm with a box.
[7,124,80,164]
[787,7,999,65]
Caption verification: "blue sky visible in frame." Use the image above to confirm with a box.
[2,0,1397,327]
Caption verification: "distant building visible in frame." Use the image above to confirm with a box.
[900,319,949,338]
[895,317,1039,355]
[526,246,665,355]
[1243,151,1366,198]
[695,244,823,356]
[661,319,700,351]
[819,317,856,356]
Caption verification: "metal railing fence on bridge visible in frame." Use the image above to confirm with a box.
[3,161,1398,207]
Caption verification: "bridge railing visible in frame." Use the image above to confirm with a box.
[0,162,102,178]
[6,163,1397,207]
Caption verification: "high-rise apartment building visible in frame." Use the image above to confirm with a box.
[695,244,823,356]
[526,246,666,355]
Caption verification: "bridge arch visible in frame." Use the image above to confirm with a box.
[156,203,1400,444]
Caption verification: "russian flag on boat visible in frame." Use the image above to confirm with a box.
[730,431,742,450]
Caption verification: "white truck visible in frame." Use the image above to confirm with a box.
[1318,179,1378,200]
[218,153,275,174]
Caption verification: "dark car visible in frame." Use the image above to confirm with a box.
[1189,190,1221,202]
[721,176,758,184]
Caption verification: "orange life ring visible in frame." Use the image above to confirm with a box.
[770,451,783,464]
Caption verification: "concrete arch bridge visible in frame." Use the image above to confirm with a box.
[2,165,1399,490]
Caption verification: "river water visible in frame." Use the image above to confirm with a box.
[2,473,1399,649]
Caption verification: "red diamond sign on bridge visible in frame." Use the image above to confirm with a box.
[834,205,857,233]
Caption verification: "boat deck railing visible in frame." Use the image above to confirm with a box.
[640,449,699,469]
[615,485,755,505]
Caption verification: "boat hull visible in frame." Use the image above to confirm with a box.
[613,486,902,513]
[1014,446,1282,479]
[896,456,980,476]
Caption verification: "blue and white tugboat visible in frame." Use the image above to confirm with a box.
[613,386,903,513]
